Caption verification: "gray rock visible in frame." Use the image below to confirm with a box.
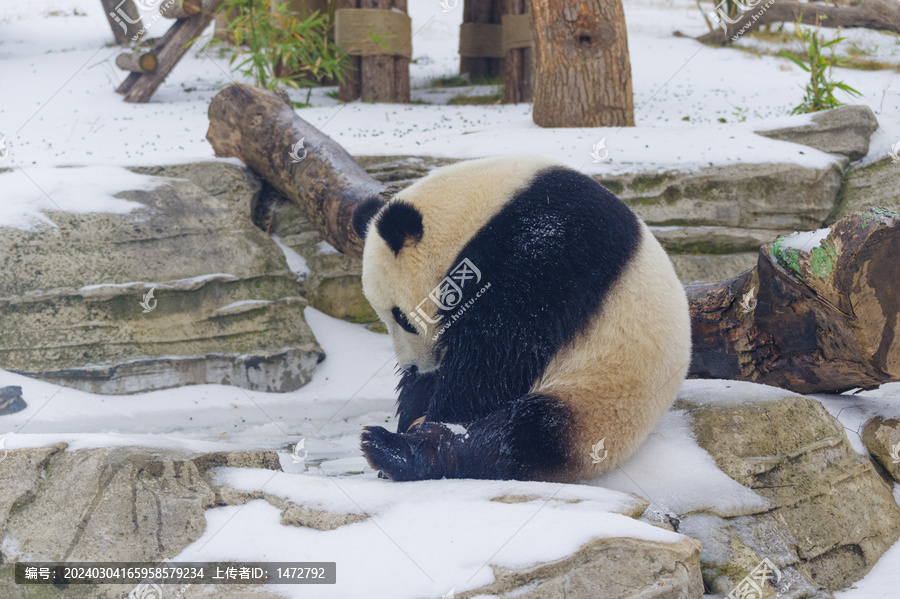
[0,445,283,599]
[0,162,323,394]
[261,191,379,325]
[461,536,704,599]
[755,105,879,162]
[597,160,844,231]
[651,226,783,255]
[832,155,900,221]
[355,155,459,188]
[0,385,25,415]
[862,416,900,483]
[676,393,900,596]
[668,253,758,283]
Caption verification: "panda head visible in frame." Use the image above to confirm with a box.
[352,195,441,373]
[351,156,560,374]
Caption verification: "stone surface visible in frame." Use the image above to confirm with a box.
[755,105,879,162]
[462,536,704,599]
[862,416,900,483]
[0,445,282,599]
[650,226,783,255]
[832,155,900,221]
[259,189,379,325]
[0,162,323,394]
[355,155,458,187]
[676,392,900,596]
[0,385,26,415]
[668,253,757,283]
[596,160,844,232]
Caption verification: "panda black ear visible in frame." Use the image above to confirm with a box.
[376,201,424,256]
[351,196,386,240]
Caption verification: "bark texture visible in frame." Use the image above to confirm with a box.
[688,208,900,394]
[206,84,388,258]
[531,0,635,127]
[101,0,143,44]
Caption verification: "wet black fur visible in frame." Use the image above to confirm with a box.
[360,166,641,481]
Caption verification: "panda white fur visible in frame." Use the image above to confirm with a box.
[351,155,691,482]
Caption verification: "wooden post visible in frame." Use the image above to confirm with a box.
[101,0,143,45]
[336,0,410,103]
[502,0,531,103]
[459,0,504,79]
[116,0,224,103]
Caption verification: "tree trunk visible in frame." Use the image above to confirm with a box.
[531,0,634,127]
[206,85,900,395]
[101,0,143,45]
[697,0,900,45]
[460,0,505,80]
[503,0,532,103]
[336,0,410,103]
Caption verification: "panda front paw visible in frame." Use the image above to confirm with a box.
[360,426,418,481]
[361,424,452,481]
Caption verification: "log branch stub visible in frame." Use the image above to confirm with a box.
[115,52,158,73]
[160,0,203,19]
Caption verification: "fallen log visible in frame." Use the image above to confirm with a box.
[207,84,388,257]
[687,208,900,393]
[698,0,900,45]
[206,84,900,394]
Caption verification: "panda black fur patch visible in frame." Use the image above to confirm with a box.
[375,201,424,255]
[351,196,386,240]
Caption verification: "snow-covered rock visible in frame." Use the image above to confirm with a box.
[0,162,323,394]
[675,384,900,596]
[755,105,879,162]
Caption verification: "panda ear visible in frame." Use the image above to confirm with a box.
[376,201,424,256]
[351,196,386,240]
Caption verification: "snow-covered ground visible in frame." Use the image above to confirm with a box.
[2,0,900,597]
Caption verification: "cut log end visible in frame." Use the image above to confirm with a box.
[160,0,202,19]
[115,52,158,73]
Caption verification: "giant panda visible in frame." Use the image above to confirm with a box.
[351,155,691,483]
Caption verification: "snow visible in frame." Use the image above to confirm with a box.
[271,234,310,278]
[594,408,770,518]
[0,166,157,229]
[778,228,832,252]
